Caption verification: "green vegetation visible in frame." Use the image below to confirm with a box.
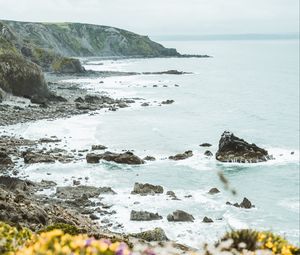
[38,223,82,235]
[0,221,32,255]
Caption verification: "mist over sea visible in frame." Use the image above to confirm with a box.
[4,38,299,247]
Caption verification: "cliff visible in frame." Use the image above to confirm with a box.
[0,20,179,58]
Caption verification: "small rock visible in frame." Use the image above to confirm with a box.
[204,150,213,157]
[202,216,214,223]
[208,188,220,195]
[169,150,193,161]
[143,156,156,161]
[131,182,163,196]
[130,210,162,221]
[199,143,212,147]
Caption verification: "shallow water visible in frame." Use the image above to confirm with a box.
[2,39,299,247]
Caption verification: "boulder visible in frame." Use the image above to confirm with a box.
[131,227,169,242]
[208,188,220,195]
[226,197,254,209]
[52,57,85,74]
[167,210,195,222]
[166,190,180,200]
[86,151,144,165]
[131,182,164,195]
[86,153,100,163]
[202,216,214,223]
[216,131,271,163]
[169,150,193,161]
[204,150,213,157]
[130,210,162,221]
[0,53,49,98]
[143,156,156,161]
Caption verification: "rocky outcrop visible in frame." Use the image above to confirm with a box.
[167,210,195,222]
[131,228,169,242]
[0,53,49,98]
[52,57,85,74]
[86,151,144,165]
[169,150,193,161]
[131,183,164,196]
[130,210,162,221]
[216,131,271,163]
[226,197,254,209]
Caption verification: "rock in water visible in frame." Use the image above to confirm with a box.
[216,131,271,163]
[86,151,144,165]
[202,216,214,223]
[167,210,195,222]
[0,53,49,98]
[130,210,162,221]
[131,182,164,195]
[208,188,220,195]
[131,228,169,241]
[169,150,193,161]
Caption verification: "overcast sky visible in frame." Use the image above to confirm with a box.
[0,0,298,36]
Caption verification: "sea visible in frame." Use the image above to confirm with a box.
[3,38,299,248]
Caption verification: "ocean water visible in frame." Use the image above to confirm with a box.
[3,39,299,247]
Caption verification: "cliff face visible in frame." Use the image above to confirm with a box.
[0,20,179,57]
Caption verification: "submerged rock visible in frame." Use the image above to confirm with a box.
[131,182,164,196]
[143,156,156,161]
[130,210,162,221]
[161,99,175,105]
[167,210,195,222]
[199,143,212,147]
[131,227,169,242]
[86,151,144,165]
[169,150,193,161]
[216,131,271,163]
[166,190,180,200]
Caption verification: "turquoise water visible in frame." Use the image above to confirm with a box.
[4,39,299,247]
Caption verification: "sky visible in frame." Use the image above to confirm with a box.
[0,0,298,36]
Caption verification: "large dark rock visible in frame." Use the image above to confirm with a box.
[167,210,195,222]
[131,228,169,242]
[216,131,271,163]
[131,182,164,195]
[208,188,220,195]
[169,150,193,161]
[0,53,49,98]
[86,151,144,165]
[130,210,162,221]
